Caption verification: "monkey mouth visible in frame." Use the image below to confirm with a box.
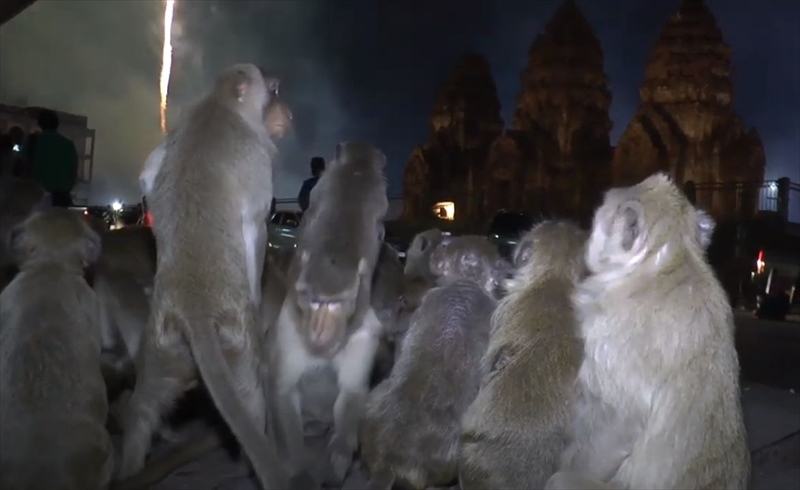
[307,301,342,348]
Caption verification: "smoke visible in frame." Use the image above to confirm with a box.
[0,0,347,204]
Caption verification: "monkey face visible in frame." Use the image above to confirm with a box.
[263,98,293,140]
[293,251,369,357]
[429,236,501,291]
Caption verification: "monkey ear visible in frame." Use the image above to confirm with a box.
[615,200,643,253]
[417,236,430,252]
[695,209,715,250]
[233,70,251,101]
[264,77,280,96]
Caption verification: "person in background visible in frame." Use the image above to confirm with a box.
[297,156,325,212]
[32,110,80,208]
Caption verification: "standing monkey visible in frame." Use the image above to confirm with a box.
[546,173,749,490]
[118,64,289,489]
[0,209,111,490]
[359,235,505,490]
[268,141,389,485]
[458,221,587,490]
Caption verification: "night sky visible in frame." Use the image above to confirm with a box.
[1,0,797,205]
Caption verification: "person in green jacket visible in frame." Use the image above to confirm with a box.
[32,109,79,207]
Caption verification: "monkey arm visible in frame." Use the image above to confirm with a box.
[329,308,383,481]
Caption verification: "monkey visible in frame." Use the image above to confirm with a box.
[94,227,158,383]
[267,140,389,485]
[0,208,112,490]
[403,227,443,281]
[457,220,588,490]
[544,172,749,490]
[359,235,507,490]
[117,63,290,490]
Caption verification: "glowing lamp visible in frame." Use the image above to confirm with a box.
[432,201,455,221]
[111,200,122,212]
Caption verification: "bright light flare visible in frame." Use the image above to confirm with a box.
[432,201,456,221]
[159,0,176,135]
[111,201,122,212]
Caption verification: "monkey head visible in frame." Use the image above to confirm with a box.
[585,172,716,276]
[292,141,388,357]
[506,220,588,292]
[217,63,281,125]
[428,235,512,295]
[404,228,443,279]
[9,208,101,272]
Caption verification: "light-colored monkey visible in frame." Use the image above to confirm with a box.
[359,235,505,490]
[0,208,111,490]
[268,141,389,485]
[458,221,587,490]
[117,63,289,490]
[545,172,749,490]
[403,227,443,281]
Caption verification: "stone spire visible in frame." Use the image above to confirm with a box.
[513,0,612,168]
[613,0,765,221]
[430,52,504,150]
[641,0,733,109]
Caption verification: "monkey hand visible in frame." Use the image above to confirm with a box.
[327,433,356,483]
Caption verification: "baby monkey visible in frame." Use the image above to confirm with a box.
[458,221,588,490]
[0,208,111,490]
[359,235,508,490]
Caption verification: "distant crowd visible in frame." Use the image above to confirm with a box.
[0,109,80,207]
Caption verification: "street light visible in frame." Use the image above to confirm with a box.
[111,200,122,212]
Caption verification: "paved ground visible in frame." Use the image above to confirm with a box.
[107,381,799,490]
[110,314,800,489]
[736,311,800,391]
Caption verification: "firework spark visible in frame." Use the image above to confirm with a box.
[159,0,176,134]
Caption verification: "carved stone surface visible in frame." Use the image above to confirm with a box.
[402,0,766,227]
[613,0,766,221]
[402,53,503,223]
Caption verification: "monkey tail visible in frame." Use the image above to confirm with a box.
[110,432,224,490]
[187,321,289,490]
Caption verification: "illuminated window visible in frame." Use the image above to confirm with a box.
[432,201,455,221]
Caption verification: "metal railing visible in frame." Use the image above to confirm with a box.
[686,178,799,224]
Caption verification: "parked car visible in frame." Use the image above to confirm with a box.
[487,210,536,259]
[267,210,302,250]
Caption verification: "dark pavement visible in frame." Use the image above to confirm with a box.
[735,311,800,391]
